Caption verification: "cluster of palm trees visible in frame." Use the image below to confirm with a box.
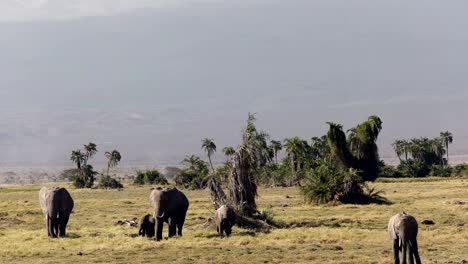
[392,131,453,166]
[70,142,122,188]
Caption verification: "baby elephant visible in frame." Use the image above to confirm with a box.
[139,214,155,238]
[388,212,422,264]
[215,205,236,237]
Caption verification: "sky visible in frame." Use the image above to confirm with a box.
[1,0,468,166]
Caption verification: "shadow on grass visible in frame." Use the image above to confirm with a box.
[66,233,82,239]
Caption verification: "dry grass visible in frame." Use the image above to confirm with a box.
[0,179,467,263]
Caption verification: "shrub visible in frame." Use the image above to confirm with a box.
[429,165,452,177]
[134,170,168,185]
[452,164,468,176]
[258,163,291,187]
[72,165,97,188]
[301,164,365,204]
[174,170,208,190]
[163,167,182,181]
[59,168,81,181]
[378,163,403,178]
[397,160,430,178]
[97,175,123,189]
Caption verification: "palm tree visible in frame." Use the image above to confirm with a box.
[202,138,217,173]
[270,140,282,164]
[283,137,305,179]
[222,147,235,162]
[70,150,85,170]
[182,155,208,174]
[392,140,404,162]
[105,150,122,177]
[401,140,411,161]
[440,131,453,165]
[431,138,445,165]
[83,142,97,165]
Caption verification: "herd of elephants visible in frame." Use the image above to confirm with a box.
[39,186,421,264]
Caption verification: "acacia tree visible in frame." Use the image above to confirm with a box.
[105,150,121,177]
[440,131,453,165]
[202,138,217,173]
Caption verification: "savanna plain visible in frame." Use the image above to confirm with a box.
[0,178,467,264]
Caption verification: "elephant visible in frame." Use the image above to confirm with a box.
[214,205,236,237]
[388,212,422,264]
[149,187,189,241]
[39,187,74,238]
[139,214,155,238]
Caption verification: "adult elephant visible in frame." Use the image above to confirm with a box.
[388,212,422,264]
[39,187,74,238]
[149,187,189,241]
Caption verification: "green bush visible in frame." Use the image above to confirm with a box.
[72,165,97,188]
[452,164,468,176]
[97,175,124,189]
[429,165,452,177]
[174,170,208,190]
[301,164,364,204]
[134,170,168,185]
[378,163,403,178]
[258,163,291,187]
[397,160,430,178]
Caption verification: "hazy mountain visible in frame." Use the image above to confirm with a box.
[1,0,468,166]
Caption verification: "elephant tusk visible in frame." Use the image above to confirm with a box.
[157,212,165,218]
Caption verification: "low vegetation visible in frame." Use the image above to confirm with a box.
[133,170,168,185]
[0,179,466,263]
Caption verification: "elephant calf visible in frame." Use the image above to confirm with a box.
[139,214,155,238]
[215,205,236,237]
[388,212,422,264]
[39,187,74,238]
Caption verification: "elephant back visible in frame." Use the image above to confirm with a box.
[40,187,74,218]
[150,187,189,212]
[53,188,74,214]
[388,212,418,240]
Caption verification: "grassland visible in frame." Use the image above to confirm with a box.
[0,178,467,263]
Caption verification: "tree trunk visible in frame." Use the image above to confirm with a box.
[106,162,110,177]
[208,155,215,173]
[446,144,449,166]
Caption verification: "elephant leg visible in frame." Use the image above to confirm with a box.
[408,243,414,264]
[46,215,53,237]
[177,212,186,237]
[411,240,422,264]
[401,241,407,264]
[54,220,60,238]
[156,219,163,241]
[48,217,57,238]
[168,218,177,238]
[393,239,400,264]
[59,213,70,238]
[225,224,232,237]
